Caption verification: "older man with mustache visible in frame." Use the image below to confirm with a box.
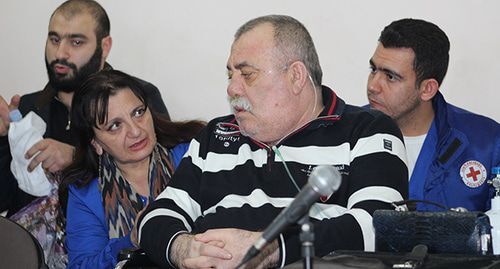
[138,15,408,269]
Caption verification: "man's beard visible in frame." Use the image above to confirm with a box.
[45,45,103,93]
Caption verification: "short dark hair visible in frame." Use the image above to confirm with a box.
[379,18,450,87]
[235,15,323,88]
[52,0,110,41]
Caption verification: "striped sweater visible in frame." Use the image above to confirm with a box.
[138,87,408,267]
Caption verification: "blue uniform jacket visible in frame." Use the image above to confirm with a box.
[66,143,189,269]
[411,92,500,211]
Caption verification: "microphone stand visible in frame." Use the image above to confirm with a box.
[298,214,314,269]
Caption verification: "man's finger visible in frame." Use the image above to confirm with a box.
[27,155,41,172]
[194,233,227,248]
[26,139,48,159]
[206,240,226,248]
[0,95,21,136]
[28,151,51,172]
[198,243,232,259]
[0,118,6,136]
[27,145,51,172]
[42,156,60,172]
[9,95,21,110]
[0,96,11,128]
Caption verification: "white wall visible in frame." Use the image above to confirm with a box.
[1,0,499,122]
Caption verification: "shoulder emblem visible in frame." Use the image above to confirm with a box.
[460,160,487,188]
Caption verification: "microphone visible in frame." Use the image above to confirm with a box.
[237,165,342,267]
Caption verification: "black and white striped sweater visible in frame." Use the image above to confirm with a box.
[138,87,408,268]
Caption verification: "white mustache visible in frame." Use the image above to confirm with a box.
[228,96,252,113]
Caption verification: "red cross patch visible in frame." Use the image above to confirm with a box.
[460,160,487,188]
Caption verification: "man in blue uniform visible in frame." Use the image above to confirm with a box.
[366,18,500,211]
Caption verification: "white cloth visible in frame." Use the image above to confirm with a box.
[403,133,427,181]
[8,111,52,196]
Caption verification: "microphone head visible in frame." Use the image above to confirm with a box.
[309,165,342,196]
